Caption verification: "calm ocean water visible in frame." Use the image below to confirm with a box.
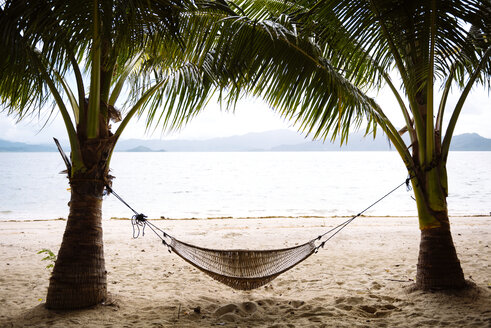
[0,151,490,220]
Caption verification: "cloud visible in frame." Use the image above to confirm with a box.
[0,112,68,144]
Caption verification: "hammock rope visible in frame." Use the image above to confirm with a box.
[106,176,413,290]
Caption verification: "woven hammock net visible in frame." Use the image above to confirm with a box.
[169,237,316,290]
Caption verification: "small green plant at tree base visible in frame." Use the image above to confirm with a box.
[37,249,57,269]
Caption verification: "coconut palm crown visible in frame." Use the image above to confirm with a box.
[199,0,490,290]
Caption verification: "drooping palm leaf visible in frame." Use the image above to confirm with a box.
[185,9,385,143]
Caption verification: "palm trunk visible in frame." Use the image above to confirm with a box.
[46,136,115,310]
[45,178,107,309]
[416,219,466,289]
[413,166,466,290]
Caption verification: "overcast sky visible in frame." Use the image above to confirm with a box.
[1,83,490,144]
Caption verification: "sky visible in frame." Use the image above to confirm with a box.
[0,83,490,144]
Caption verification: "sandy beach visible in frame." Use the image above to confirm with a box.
[0,216,489,327]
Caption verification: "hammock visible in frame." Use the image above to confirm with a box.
[170,236,316,290]
[131,213,355,290]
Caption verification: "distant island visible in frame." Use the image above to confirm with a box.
[1,130,491,152]
[125,146,166,152]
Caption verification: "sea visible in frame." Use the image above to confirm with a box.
[0,151,490,220]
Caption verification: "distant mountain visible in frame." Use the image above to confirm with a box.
[115,130,491,152]
[270,133,399,151]
[125,146,166,152]
[0,139,55,152]
[448,133,491,151]
[114,129,307,152]
[1,130,490,152]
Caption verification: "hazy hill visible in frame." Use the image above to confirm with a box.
[114,130,491,152]
[1,130,491,152]
[448,133,491,151]
[114,129,306,152]
[0,139,55,152]
[125,146,166,152]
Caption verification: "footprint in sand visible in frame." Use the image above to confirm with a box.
[256,299,275,308]
[238,301,258,314]
[335,303,353,311]
[334,296,397,317]
[288,300,305,308]
[359,305,377,314]
[371,281,383,290]
[354,302,399,318]
[214,303,240,317]
[214,301,258,321]
[218,313,240,322]
[334,296,363,306]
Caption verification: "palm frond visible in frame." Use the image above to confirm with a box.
[200,12,385,142]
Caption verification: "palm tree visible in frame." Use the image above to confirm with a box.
[0,0,222,309]
[202,0,490,290]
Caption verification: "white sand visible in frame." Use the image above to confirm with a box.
[0,216,490,327]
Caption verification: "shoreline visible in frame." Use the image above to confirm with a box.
[1,217,489,327]
[2,214,491,223]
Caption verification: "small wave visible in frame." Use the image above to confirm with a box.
[120,214,422,221]
[1,217,67,222]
